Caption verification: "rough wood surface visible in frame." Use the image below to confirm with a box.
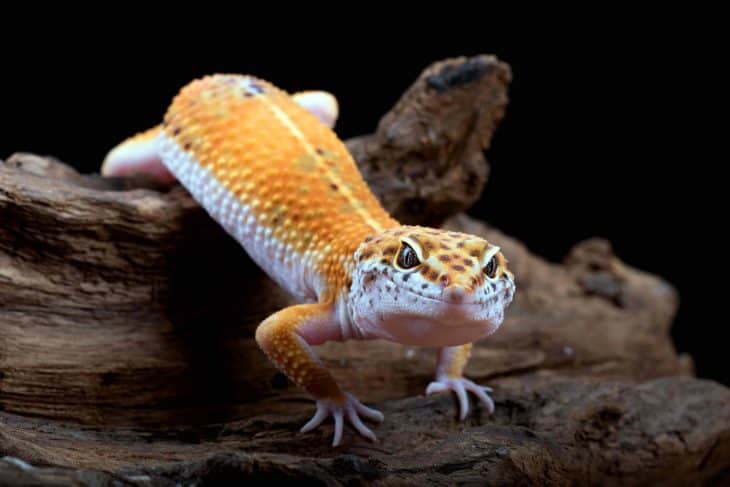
[347,55,511,227]
[1,55,727,486]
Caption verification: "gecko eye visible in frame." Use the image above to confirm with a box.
[396,242,420,269]
[483,256,498,279]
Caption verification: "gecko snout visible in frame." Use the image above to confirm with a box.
[442,285,468,304]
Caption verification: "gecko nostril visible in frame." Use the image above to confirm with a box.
[439,274,450,287]
[443,286,465,304]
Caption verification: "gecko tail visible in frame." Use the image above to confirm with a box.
[101,90,339,183]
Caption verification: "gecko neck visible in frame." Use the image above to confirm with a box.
[334,288,373,341]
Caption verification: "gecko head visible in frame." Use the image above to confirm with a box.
[347,226,515,347]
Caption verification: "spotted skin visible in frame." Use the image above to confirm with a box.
[102,91,339,185]
[109,74,516,446]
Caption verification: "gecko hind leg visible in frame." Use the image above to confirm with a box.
[255,302,383,446]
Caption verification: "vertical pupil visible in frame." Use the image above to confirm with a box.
[484,257,497,277]
[398,243,419,268]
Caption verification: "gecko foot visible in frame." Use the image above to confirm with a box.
[300,392,384,447]
[426,375,495,420]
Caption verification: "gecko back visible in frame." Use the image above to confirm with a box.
[157,75,397,301]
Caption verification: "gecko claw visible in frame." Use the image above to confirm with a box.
[426,376,495,419]
[301,392,383,447]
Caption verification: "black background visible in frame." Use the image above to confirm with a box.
[1,22,722,384]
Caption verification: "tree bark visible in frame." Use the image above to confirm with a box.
[1,55,727,486]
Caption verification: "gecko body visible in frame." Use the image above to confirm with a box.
[105,75,515,446]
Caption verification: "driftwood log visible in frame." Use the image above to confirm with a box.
[0,55,728,486]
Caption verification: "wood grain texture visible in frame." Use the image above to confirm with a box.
[1,56,727,486]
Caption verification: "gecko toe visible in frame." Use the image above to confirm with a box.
[465,381,495,414]
[301,402,328,433]
[348,393,385,423]
[346,405,377,442]
[302,393,383,446]
[426,382,448,395]
[332,410,345,447]
[426,376,496,419]
[454,381,469,420]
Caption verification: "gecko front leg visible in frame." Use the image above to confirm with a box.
[255,302,383,446]
[426,344,495,419]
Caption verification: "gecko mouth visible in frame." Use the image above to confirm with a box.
[352,272,514,346]
[382,273,512,309]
